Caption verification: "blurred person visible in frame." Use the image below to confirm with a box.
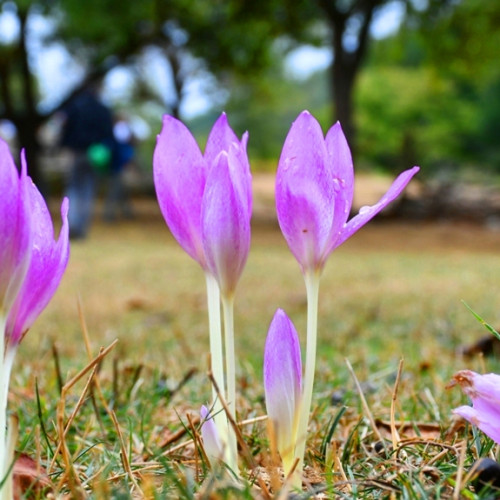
[60,82,114,239]
[103,117,136,222]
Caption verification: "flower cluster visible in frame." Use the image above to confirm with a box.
[154,114,251,470]
[154,110,419,485]
[266,111,418,484]
[0,139,70,496]
[6,107,499,495]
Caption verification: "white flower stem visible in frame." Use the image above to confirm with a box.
[0,314,6,490]
[0,315,16,497]
[3,413,18,500]
[292,271,320,489]
[204,274,226,431]
[222,294,238,473]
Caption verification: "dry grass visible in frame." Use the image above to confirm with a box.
[29,196,500,370]
[11,185,500,498]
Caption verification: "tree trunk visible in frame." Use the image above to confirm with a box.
[165,45,184,119]
[319,0,382,154]
[332,54,357,149]
[16,119,43,191]
[3,6,45,189]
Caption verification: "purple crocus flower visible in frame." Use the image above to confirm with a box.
[200,405,224,466]
[451,370,500,444]
[264,309,302,474]
[0,141,69,493]
[153,113,251,278]
[154,114,251,471]
[0,143,33,316]
[276,110,419,273]
[5,183,70,348]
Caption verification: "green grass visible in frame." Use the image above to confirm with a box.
[10,207,500,498]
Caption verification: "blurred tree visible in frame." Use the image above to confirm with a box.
[0,1,53,186]
[58,0,312,115]
[356,65,479,175]
[405,0,500,81]
[351,0,500,176]
[222,60,331,161]
[0,0,307,183]
[183,0,399,153]
[314,0,386,148]
[225,0,392,149]
[413,0,500,170]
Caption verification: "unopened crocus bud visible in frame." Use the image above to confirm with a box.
[264,309,302,474]
[200,405,224,467]
[451,370,500,444]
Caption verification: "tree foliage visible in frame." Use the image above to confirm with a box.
[0,0,308,182]
[1,0,500,184]
[355,0,500,175]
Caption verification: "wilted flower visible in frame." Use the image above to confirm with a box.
[275,110,419,273]
[451,370,500,444]
[264,309,302,475]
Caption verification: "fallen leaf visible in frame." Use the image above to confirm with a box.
[13,453,51,500]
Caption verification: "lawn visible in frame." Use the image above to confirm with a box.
[11,197,500,498]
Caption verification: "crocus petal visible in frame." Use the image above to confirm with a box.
[153,115,208,267]
[276,111,336,271]
[202,151,251,297]
[264,309,302,470]
[453,405,500,444]
[204,113,241,168]
[0,144,32,315]
[324,122,354,244]
[6,185,70,346]
[228,141,252,216]
[466,371,500,402]
[451,370,500,444]
[200,405,224,465]
[205,114,252,213]
[232,133,252,214]
[333,166,420,250]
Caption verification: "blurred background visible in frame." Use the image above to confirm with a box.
[1,0,499,223]
[2,0,500,418]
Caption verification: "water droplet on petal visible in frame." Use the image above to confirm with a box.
[332,177,342,193]
[359,205,372,215]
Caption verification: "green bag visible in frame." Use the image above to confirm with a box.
[87,143,112,172]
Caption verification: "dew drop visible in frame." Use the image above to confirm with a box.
[359,205,372,215]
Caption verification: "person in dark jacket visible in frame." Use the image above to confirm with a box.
[103,118,136,222]
[61,83,114,239]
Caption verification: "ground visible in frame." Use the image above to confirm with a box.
[11,172,500,498]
